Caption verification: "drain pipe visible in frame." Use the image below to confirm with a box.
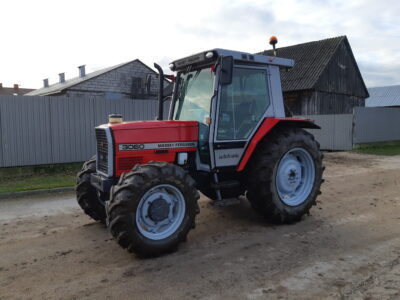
[154,63,164,120]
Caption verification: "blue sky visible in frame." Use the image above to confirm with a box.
[1,0,399,89]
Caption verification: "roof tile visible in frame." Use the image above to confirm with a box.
[260,36,345,92]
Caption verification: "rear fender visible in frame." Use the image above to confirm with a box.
[236,118,319,172]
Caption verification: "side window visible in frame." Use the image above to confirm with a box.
[217,67,270,140]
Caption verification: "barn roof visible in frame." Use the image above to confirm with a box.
[366,85,400,107]
[26,59,156,96]
[260,36,367,96]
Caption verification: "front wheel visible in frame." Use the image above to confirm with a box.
[246,127,324,223]
[107,162,200,257]
[76,156,107,222]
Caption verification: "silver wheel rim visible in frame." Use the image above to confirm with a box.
[135,184,186,240]
[276,147,315,206]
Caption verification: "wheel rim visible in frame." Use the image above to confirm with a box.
[275,147,315,206]
[135,184,186,240]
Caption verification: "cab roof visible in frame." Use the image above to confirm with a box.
[170,48,294,72]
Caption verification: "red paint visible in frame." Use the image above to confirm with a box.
[110,120,198,131]
[111,120,198,176]
[236,118,317,172]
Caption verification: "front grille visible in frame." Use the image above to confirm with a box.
[118,156,144,170]
[96,128,109,174]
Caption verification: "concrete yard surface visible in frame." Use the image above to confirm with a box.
[0,152,399,299]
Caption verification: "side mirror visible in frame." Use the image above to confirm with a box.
[220,56,233,85]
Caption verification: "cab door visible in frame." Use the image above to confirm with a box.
[212,65,273,168]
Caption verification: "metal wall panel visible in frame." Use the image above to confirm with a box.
[353,107,400,143]
[0,96,162,167]
[50,97,96,163]
[0,96,53,167]
[298,114,354,151]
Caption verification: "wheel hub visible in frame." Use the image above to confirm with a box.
[136,184,186,240]
[276,148,315,206]
[278,158,302,192]
[148,197,170,222]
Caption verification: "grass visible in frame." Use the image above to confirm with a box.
[353,141,400,156]
[0,163,83,194]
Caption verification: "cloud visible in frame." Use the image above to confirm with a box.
[0,0,399,88]
[174,0,400,87]
[178,2,275,39]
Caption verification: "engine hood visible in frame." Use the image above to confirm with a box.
[97,120,199,145]
[96,120,199,176]
[100,120,198,131]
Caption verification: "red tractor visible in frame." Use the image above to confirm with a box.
[76,44,324,256]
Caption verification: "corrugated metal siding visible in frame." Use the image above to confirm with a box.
[299,108,400,150]
[50,97,95,163]
[299,114,354,151]
[366,85,400,107]
[0,96,53,166]
[353,107,400,143]
[0,96,166,167]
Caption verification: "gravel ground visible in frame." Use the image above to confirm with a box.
[0,152,399,300]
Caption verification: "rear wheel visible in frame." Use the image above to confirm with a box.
[246,127,324,223]
[76,156,107,222]
[107,162,200,257]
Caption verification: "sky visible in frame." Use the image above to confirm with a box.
[1,0,399,89]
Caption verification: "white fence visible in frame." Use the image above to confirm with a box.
[301,107,400,151]
[353,107,400,144]
[299,114,354,151]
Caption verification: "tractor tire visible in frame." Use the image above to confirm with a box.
[76,156,107,222]
[107,162,200,257]
[246,127,324,224]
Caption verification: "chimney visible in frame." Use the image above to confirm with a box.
[59,73,65,83]
[43,78,49,88]
[78,65,86,77]
[14,84,19,90]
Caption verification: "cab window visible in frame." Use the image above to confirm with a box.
[217,67,270,140]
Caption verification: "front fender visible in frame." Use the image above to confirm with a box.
[236,117,319,172]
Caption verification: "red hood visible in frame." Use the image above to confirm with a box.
[107,120,199,176]
[108,120,198,130]
[107,119,199,145]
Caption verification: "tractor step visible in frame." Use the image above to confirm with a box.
[210,180,240,190]
[210,197,241,207]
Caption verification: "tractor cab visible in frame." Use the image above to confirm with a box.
[169,49,294,172]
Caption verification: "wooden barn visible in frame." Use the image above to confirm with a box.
[261,36,369,115]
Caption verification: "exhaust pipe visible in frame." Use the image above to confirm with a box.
[154,63,164,120]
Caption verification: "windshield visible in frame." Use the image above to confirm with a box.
[173,68,214,124]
